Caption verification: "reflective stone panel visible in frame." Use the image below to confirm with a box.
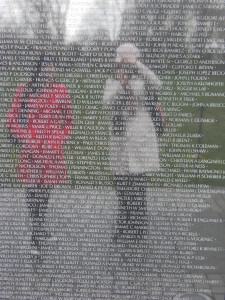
[0,0,225,299]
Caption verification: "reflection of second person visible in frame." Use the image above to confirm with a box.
[103,44,162,241]
[6,54,73,255]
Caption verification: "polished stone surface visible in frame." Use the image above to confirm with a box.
[0,186,225,299]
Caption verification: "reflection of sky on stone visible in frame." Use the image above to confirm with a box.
[65,0,98,43]
[0,0,127,43]
[65,0,125,43]
[0,0,21,26]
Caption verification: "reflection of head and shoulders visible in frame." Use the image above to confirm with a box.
[17,54,70,105]
[103,44,163,108]
[104,43,162,101]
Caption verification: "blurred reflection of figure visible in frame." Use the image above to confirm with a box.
[6,54,73,255]
[103,44,162,241]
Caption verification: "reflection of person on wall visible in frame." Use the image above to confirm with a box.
[103,44,162,241]
[6,54,73,255]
